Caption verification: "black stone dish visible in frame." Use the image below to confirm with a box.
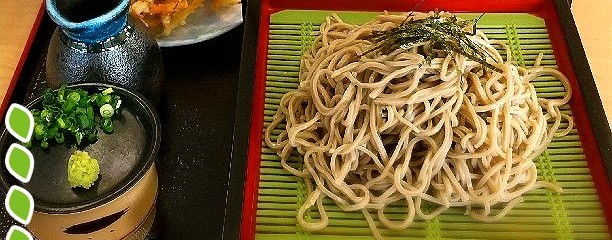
[0,82,161,213]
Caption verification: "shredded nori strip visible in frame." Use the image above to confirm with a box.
[363,11,502,72]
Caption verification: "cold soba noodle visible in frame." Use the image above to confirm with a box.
[265,12,573,238]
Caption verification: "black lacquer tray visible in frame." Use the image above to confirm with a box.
[0,11,244,240]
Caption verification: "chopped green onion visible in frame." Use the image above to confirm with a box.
[102,88,114,95]
[68,92,80,103]
[100,104,114,118]
[78,91,88,105]
[75,107,86,115]
[30,85,123,148]
[57,118,66,129]
[41,110,51,122]
[96,95,112,107]
[101,118,114,133]
[48,126,59,138]
[57,86,66,102]
[31,109,40,118]
[87,132,97,142]
[79,114,91,129]
[87,107,94,120]
[62,101,76,112]
[75,132,84,145]
[55,133,65,144]
[34,124,45,136]
[43,91,54,103]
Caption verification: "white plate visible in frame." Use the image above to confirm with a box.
[156,3,242,47]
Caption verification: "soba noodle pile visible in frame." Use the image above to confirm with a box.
[264,12,573,238]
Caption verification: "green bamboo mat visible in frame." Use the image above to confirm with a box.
[256,10,611,240]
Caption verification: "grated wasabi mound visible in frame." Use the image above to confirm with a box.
[67,151,100,189]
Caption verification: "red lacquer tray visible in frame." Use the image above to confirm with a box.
[226,0,612,239]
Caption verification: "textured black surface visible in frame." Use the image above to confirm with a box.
[149,28,242,239]
[222,0,258,238]
[46,17,164,103]
[1,13,244,239]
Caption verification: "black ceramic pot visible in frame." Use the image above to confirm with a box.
[0,83,161,240]
[45,0,163,103]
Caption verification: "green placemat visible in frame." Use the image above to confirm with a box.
[256,10,610,240]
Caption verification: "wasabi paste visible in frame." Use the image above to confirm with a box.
[67,151,100,189]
